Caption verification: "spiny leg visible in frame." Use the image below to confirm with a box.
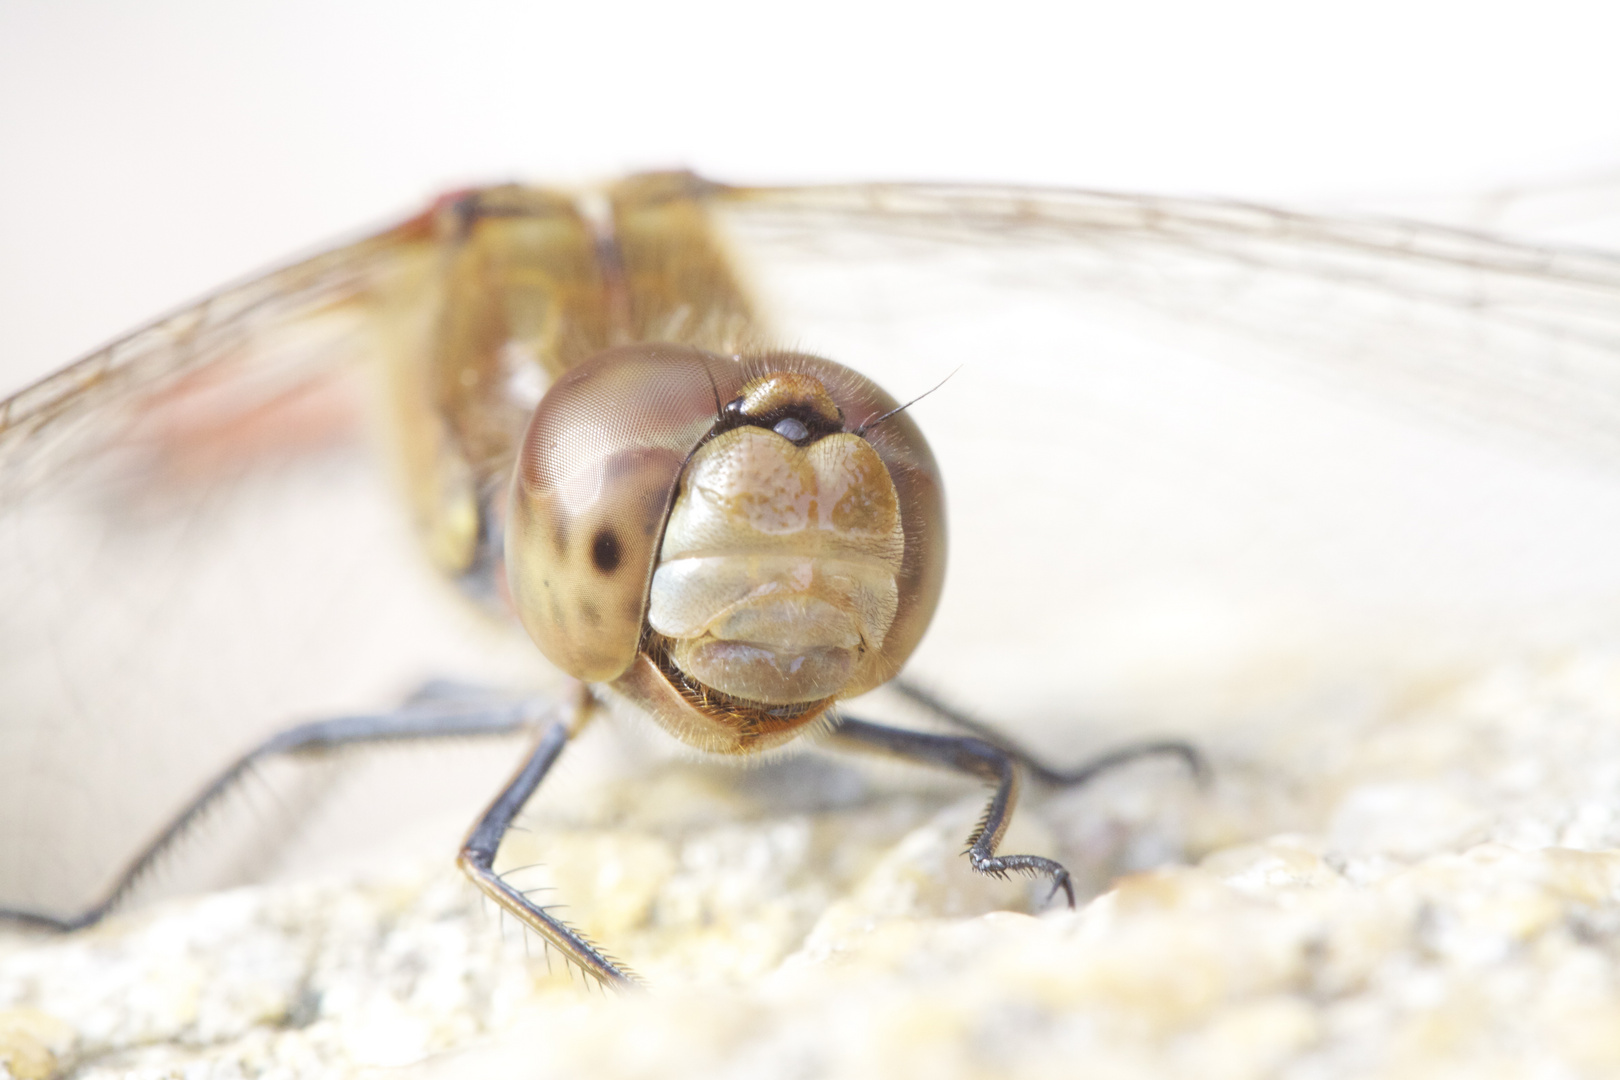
[829,717,1076,907]
[458,716,640,990]
[0,686,544,933]
[891,679,1208,788]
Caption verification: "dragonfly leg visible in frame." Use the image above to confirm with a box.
[457,716,640,990]
[829,717,1077,908]
[890,678,1209,788]
[0,689,546,933]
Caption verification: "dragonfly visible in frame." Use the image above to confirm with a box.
[4,172,1620,989]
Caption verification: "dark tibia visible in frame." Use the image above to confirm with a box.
[0,689,543,933]
[890,679,1208,788]
[829,717,1076,907]
[457,721,639,989]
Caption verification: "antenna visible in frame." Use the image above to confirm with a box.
[700,357,725,424]
[854,367,961,437]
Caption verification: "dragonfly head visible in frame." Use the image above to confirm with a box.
[506,344,946,754]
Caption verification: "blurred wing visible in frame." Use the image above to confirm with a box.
[0,207,547,913]
[713,181,1620,466]
[1327,167,1620,251]
[699,181,1620,732]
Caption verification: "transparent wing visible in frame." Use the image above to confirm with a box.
[1330,167,1620,251]
[7,176,1620,917]
[0,208,549,914]
[715,181,1620,464]
[702,181,1620,733]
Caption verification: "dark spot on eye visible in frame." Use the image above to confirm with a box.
[592,528,622,573]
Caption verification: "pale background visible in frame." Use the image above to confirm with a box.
[2,0,1620,396]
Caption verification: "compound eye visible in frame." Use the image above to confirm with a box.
[506,344,742,682]
[772,416,811,442]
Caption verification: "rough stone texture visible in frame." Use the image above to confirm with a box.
[5,644,1620,1079]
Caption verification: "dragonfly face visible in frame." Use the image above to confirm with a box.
[506,344,944,754]
[6,172,1620,932]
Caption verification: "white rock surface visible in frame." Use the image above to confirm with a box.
[6,645,1620,1079]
